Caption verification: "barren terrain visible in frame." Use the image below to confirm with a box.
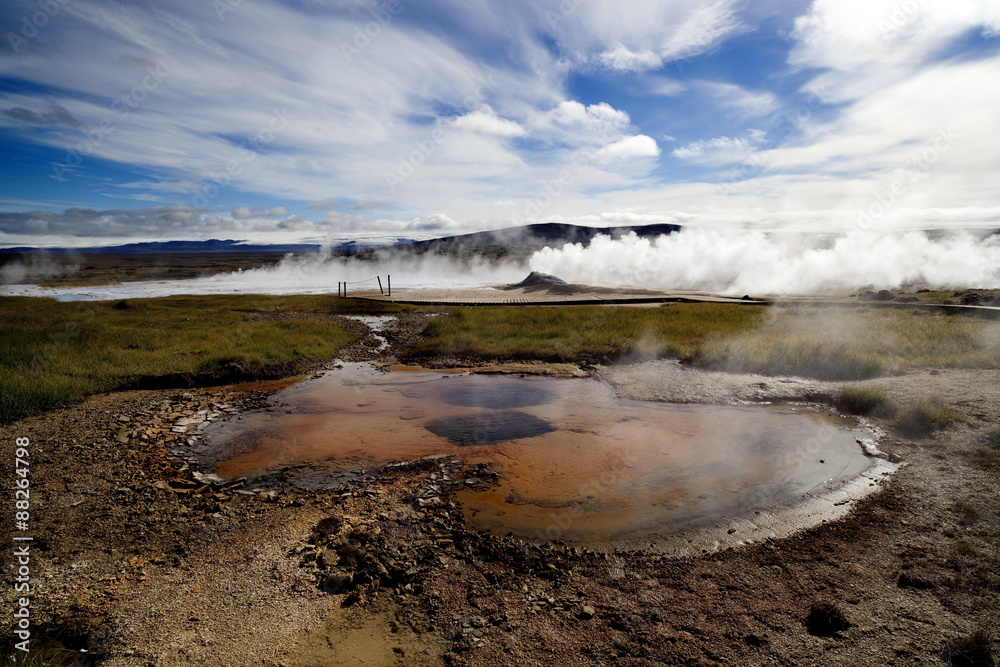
[2,313,998,666]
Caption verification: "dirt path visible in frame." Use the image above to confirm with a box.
[2,315,998,666]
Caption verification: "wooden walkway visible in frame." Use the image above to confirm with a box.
[347,286,1000,317]
[347,286,758,306]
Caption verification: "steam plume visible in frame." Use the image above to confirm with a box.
[529,229,1000,295]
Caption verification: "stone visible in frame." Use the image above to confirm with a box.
[580,605,596,620]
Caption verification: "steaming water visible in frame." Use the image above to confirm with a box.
[197,363,874,543]
[3,228,998,300]
[0,251,527,301]
[530,228,1000,295]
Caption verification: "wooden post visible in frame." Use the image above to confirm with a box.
[377,276,384,295]
[338,282,341,297]
[388,274,391,297]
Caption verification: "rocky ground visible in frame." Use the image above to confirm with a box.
[2,313,999,666]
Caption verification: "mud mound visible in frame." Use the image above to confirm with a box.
[501,271,569,290]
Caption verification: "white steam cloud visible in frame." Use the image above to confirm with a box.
[529,229,1000,295]
[0,253,79,285]
[198,250,527,293]
[0,250,528,300]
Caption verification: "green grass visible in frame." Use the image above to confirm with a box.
[0,295,410,424]
[406,303,766,363]
[835,386,896,416]
[410,304,1000,380]
[895,399,959,439]
[695,306,1000,380]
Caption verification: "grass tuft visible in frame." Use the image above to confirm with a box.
[942,627,996,667]
[895,399,959,439]
[834,386,896,416]
[956,501,981,527]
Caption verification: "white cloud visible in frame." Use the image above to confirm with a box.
[539,0,745,71]
[452,108,526,137]
[672,130,766,164]
[699,82,779,117]
[596,135,661,159]
[790,0,1000,75]
[597,43,663,73]
[658,0,747,62]
[3,0,999,245]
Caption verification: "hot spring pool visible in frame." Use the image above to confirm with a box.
[198,363,877,542]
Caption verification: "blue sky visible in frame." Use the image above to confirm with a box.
[1,0,999,247]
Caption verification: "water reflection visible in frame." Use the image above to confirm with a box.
[200,363,874,541]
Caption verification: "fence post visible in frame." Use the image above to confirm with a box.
[388,274,391,297]
[377,276,384,295]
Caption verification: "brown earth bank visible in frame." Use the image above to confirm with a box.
[2,315,999,666]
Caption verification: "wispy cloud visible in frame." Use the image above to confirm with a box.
[0,0,998,244]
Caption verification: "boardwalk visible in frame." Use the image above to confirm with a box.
[349,285,758,306]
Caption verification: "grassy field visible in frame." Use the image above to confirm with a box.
[406,303,766,363]
[695,305,1000,379]
[410,303,1000,379]
[6,296,1000,425]
[0,295,412,424]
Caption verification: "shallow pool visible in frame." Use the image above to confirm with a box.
[199,363,873,541]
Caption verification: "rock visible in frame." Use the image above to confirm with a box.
[192,471,226,486]
[503,636,516,652]
[322,574,352,594]
[579,605,596,620]
[858,289,895,302]
[805,601,851,637]
[960,293,985,306]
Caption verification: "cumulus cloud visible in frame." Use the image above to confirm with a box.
[790,0,1000,74]
[452,108,526,137]
[596,135,661,159]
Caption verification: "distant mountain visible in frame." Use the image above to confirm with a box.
[0,239,322,255]
[2,223,682,256]
[392,222,682,252]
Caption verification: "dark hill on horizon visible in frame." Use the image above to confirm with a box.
[2,223,681,256]
[393,222,681,253]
